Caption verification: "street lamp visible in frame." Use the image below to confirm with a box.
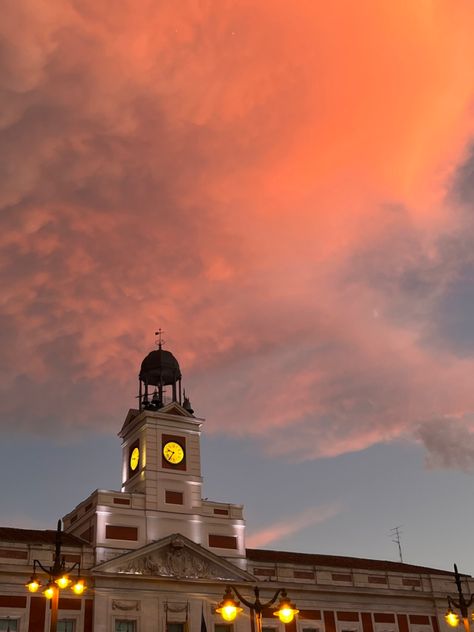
[216,585,299,632]
[445,564,474,632]
[25,520,86,632]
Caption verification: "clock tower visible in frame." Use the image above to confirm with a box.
[119,343,206,514]
[62,340,247,568]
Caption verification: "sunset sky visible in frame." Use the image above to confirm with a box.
[2,0,474,572]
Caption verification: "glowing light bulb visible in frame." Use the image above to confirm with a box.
[43,584,55,600]
[216,589,242,623]
[56,575,71,589]
[72,579,85,595]
[274,593,299,624]
[220,604,238,622]
[278,607,296,624]
[26,577,40,593]
[445,611,460,627]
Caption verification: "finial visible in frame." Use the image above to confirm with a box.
[183,389,194,415]
[154,329,165,350]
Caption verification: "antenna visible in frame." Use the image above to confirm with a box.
[390,526,404,563]
[154,329,165,349]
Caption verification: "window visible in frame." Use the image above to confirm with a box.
[106,525,138,541]
[262,627,277,632]
[168,625,185,632]
[165,491,184,505]
[302,628,319,632]
[208,535,238,549]
[58,621,75,632]
[115,621,137,632]
[215,625,232,632]
[294,571,314,579]
[0,620,18,632]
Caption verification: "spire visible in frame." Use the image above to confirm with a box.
[155,329,165,350]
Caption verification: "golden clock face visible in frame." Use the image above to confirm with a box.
[130,446,140,471]
[163,441,184,464]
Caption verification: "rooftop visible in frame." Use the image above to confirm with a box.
[247,548,454,576]
[0,527,88,547]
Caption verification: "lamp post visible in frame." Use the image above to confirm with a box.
[216,585,299,632]
[25,520,86,632]
[445,564,474,632]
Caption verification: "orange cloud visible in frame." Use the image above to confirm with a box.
[1,1,474,467]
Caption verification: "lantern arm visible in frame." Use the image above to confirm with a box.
[258,589,285,611]
[54,561,81,581]
[66,562,80,575]
[447,595,474,618]
[33,559,54,576]
[31,556,81,581]
[229,585,259,610]
[448,596,459,609]
[457,594,474,618]
[229,585,284,614]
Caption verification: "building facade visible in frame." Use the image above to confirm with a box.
[0,345,466,632]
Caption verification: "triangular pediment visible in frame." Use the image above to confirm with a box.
[119,404,196,437]
[119,409,140,436]
[159,402,193,418]
[93,533,255,582]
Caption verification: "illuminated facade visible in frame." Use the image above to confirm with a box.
[0,345,468,632]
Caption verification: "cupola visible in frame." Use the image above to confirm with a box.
[138,331,183,410]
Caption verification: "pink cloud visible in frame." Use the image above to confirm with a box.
[1,1,474,468]
[246,504,342,549]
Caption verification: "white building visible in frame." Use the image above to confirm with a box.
[0,345,466,632]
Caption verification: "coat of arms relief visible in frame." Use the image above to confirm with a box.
[116,537,234,580]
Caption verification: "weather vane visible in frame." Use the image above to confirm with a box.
[155,329,165,349]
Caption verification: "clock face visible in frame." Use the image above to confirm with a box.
[163,441,184,464]
[130,446,140,471]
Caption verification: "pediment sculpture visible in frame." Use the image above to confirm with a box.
[116,540,231,580]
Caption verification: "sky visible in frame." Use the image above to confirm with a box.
[2,0,474,573]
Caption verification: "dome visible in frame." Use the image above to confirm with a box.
[139,349,182,386]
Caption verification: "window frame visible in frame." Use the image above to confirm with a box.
[114,617,138,632]
[46,608,80,632]
[57,619,76,632]
[0,608,24,632]
[339,626,360,632]
[300,626,320,632]
[0,618,19,632]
